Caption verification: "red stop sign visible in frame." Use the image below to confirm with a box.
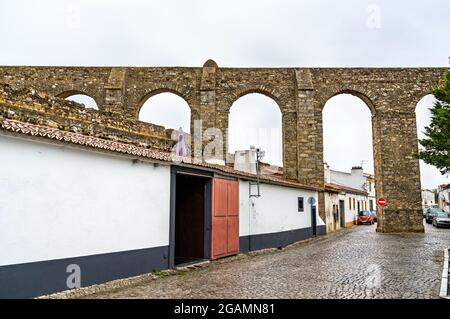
[378,197,387,207]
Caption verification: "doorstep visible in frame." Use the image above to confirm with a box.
[175,259,210,271]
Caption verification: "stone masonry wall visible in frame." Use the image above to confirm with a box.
[0,63,446,233]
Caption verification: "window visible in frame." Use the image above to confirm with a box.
[353,198,356,210]
[298,197,304,212]
[349,198,352,210]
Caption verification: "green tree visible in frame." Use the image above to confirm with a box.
[418,70,450,175]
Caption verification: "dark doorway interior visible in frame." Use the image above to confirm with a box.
[174,174,211,266]
[339,200,345,228]
[311,205,317,236]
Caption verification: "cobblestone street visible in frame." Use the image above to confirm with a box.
[82,222,449,299]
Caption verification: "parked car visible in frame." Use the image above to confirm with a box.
[370,210,377,223]
[425,208,444,224]
[432,212,450,228]
[423,208,429,218]
[357,211,375,225]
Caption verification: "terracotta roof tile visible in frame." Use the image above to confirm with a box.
[325,182,367,196]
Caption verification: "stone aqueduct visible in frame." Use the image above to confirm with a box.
[0,61,446,233]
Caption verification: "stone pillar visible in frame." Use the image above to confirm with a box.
[103,67,127,113]
[295,69,327,225]
[197,59,218,162]
[283,110,298,180]
[374,110,424,233]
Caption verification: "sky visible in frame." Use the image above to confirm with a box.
[0,0,449,189]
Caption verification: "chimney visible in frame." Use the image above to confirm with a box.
[233,149,257,174]
[324,163,331,183]
[351,166,365,190]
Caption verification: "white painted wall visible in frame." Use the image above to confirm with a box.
[438,188,450,213]
[0,135,171,266]
[324,192,340,232]
[328,168,365,191]
[239,180,322,236]
[341,193,368,224]
[421,189,435,208]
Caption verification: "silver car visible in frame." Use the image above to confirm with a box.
[432,212,450,228]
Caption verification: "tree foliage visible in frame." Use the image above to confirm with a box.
[418,70,450,175]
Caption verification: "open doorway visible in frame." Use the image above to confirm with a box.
[339,200,345,228]
[171,169,212,267]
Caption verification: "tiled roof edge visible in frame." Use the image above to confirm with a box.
[325,182,368,196]
[0,117,321,192]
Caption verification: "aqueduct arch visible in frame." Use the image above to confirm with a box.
[137,90,192,134]
[228,92,283,167]
[0,62,446,233]
[56,90,99,110]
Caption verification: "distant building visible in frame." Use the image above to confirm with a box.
[364,173,376,212]
[233,149,257,174]
[324,164,371,232]
[324,182,368,232]
[438,184,450,213]
[421,189,436,208]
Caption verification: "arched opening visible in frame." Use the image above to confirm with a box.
[322,93,375,233]
[138,92,191,133]
[228,93,283,168]
[415,95,450,204]
[60,92,98,110]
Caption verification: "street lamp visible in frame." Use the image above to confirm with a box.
[250,147,265,198]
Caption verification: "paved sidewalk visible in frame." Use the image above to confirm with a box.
[79,222,449,299]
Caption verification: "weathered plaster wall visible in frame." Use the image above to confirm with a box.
[238,180,322,237]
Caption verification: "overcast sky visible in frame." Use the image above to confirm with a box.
[0,0,449,189]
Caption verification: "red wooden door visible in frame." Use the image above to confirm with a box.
[211,178,239,260]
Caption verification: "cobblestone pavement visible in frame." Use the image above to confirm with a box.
[83,222,449,299]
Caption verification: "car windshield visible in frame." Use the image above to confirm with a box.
[430,209,445,214]
[359,211,370,217]
[436,212,450,218]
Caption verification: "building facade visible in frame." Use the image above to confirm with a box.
[421,189,436,208]
[324,165,371,232]
[364,174,376,212]
[0,125,324,298]
[438,184,450,213]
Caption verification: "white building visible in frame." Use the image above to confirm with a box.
[438,184,450,213]
[324,164,371,232]
[364,173,376,212]
[421,189,436,208]
[0,120,324,298]
[325,165,366,190]
[324,183,369,232]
